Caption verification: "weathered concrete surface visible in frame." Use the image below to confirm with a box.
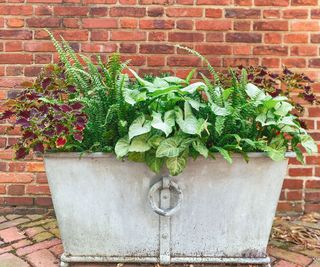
[0,214,319,266]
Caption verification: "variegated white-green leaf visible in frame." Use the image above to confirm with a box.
[128,115,151,140]
[192,139,208,158]
[300,134,318,154]
[245,83,266,101]
[181,82,206,94]
[151,110,175,137]
[124,89,147,105]
[274,101,293,116]
[163,76,185,84]
[153,77,169,88]
[115,136,130,158]
[148,135,165,149]
[145,151,164,173]
[166,156,187,176]
[156,136,182,158]
[211,103,230,116]
[128,135,151,153]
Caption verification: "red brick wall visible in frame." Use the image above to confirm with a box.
[0,0,319,214]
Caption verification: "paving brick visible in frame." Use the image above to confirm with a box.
[11,239,33,249]
[32,231,54,242]
[24,226,45,238]
[309,259,320,267]
[16,238,61,256]
[49,244,64,257]
[26,249,59,267]
[5,214,22,220]
[0,253,30,267]
[0,216,7,223]
[20,218,55,229]
[0,227,25,242]
[0,245,13,255]
[274,260,301,267]
[0,218,30,230]
[268,247,313,266]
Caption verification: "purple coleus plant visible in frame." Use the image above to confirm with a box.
[1,64,87,159]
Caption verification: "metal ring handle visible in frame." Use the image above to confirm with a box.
[148,177,183,217]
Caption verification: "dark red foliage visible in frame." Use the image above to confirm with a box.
[2,63,87,159]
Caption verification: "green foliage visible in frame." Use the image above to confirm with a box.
[3,35,318,176]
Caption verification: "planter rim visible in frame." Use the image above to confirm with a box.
[44,151,296,159]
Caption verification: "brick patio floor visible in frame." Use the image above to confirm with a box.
[0,214,319,267]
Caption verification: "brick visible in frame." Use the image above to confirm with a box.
[82,18,117,29]
[283,9,308,19]
[234,21,251,31]
[292,0,318,5]
[168,32,204,42]
[196,21,232,31]
[63,18,79,28]
[140,20,174,29]
[0,30,32,40]
[207,33,224,42]
[5,41,23,52]
[49,244,64,257]
[291,46,318,56]
[0,253,29,267]
[233,46,251,55]
[35,6,52,16]
[26,18,61,28]
[253,21,288,31]
[120,19,138,29]
[166,8,203,17]
[235,0,252,4]
[264,33,281,44]
[195,45,232,55]
[167,56,200,67]
[0,227,25,242]
[111,31,146,41]
[148,32,165,41]
[282,179,303,189]
[35,30,88,41]
[291,21,319,32]
[6,18,24,28]
[147,7,164,17]
[253,46,288,56]
[110,7,145,17]
[35,197,52,207]
[288,168,313,177]
[24,42,55,52]
[226,33,261,43]
[54,6,88,16]
[223,57,259,67]
[306,180,320,188]
[263,10,280,18]
[308,107,320,117]
[268,247,313,265]
[81,44,117,53]
[262,58,279,68]
[311,9,320,19]
[0,5,32,15]
[305,191,320,201]
[225,8,260,18]
[90,7,108,16]
[7,185,25,195]
[147,56,165,66]
[284,34,308,44]
[309,59,320,68]
[305,203,320,212]
[274,260,300,267]
[176,20,193,30]
[286,190,303,201]
[255,0,289,5]
[282,58,306,68]
[26,249,58,267]
[197,0,230,4]
[16,238,61,256]
[0,53,33,64]
[277,202,303,212]
[91,30,109,41]
[26,185,50,195]
[120,44,137,53]
[4,197,34,206]
[0,173,33,183]
[205,9,222,18]
[140,44,174,54]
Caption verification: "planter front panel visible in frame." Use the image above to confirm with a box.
[44,153,289,264]
[45,155,160,257]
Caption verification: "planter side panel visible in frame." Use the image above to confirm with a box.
[44,156,160,257]
[171,157,288,258]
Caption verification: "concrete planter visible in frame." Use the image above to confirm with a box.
[44,152,293,267]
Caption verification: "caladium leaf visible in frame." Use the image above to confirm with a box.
[181,82,206,94]
[166,155,187,176]
[128,115,151,140]
[145,150,164,173]
[211,103,230,116]
[129,135,151,153]
[299,134,318,154]
[163,76,185,84]
[128,152,145,162]
[153,77,169,88]
[192,139,208,158]
[274,101,293,116]
[148,135,165,149]
[151,110,175,137]
[115,136,130,158]
[124,89,147,105]
[156,136,182,158]
[245,83,267,101]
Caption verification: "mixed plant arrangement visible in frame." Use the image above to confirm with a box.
[1,33,318,175]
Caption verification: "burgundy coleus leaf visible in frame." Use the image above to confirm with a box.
[42,78,51,90]
[247,74,254,80]
[67,85,76,93]
[73,132,83,142]
[56,124,67,135]
[283,68,293,75]
[303,93,317,103]
[269,89,281,97]
[16,118,30,128]
[43,128,55,137]
[60,104,72,112]
[15,147,28,159]
[53,114,64,120]
[70,102,83,110]
[56,136,67,148]
[18,110,31,119]
[26,92,38,101]
[38,105,49,114]
[74,123,85,131]
[23,130,37,140]
[270,73,279,79]
[33,142,44,153]
[0,110,14,120]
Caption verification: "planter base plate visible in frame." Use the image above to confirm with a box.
[60,253,270,266]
